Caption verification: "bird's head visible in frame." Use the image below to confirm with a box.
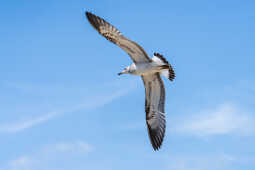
[118,66,130,75]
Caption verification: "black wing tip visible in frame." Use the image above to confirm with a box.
[152,133,165,151]
[85,11,102,32]
[152,142,163,151]
[85,11,98,20]
[85,11,97,22]
[169,66,175,81]
[85,11,92,20]
[147,124,166,151]
[151,133,165,151]
[85,11,93,17]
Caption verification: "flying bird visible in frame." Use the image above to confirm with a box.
[85,11,175,150]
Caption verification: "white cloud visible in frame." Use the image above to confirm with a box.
[0,112,59,133]
[0,80,136,133]
[10,156,33,170]
[8,141,92,170]
[171,103,255,137]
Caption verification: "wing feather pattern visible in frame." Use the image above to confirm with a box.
[142,73,166,150]
[86,12,151,63]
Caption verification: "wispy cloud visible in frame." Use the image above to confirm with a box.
[171,103,255,137]
[0,112,59,133]
[8,141,92,170]
[0,79,138,133]
[9,156,34,170]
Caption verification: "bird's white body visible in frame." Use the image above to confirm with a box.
[129,62,163,76]
[120,54,171,78]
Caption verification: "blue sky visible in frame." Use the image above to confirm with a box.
[0,0,255,169]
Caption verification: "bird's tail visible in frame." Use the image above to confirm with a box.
[152,53,175,81]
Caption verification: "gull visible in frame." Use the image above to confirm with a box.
[85,12,175,150]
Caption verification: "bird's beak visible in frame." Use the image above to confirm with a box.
[118,72,123,76]
[118,70,126,76]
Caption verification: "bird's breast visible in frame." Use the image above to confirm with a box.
[133,63,158,76]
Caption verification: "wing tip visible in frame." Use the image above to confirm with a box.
[85,11,93,17]
[85,11,92,20]
[152,141,162,151]
[152,131,165,151]
[151,133,165,151]
[147,123,166,151]
[85,11,102,33]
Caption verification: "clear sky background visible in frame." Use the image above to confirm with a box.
[0,0,255,170]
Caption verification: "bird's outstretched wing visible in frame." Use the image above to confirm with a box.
[86,12,151,63]
[142,73,166,150]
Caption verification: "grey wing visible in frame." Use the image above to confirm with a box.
[142,73,166,150]
[86,12,151,63]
